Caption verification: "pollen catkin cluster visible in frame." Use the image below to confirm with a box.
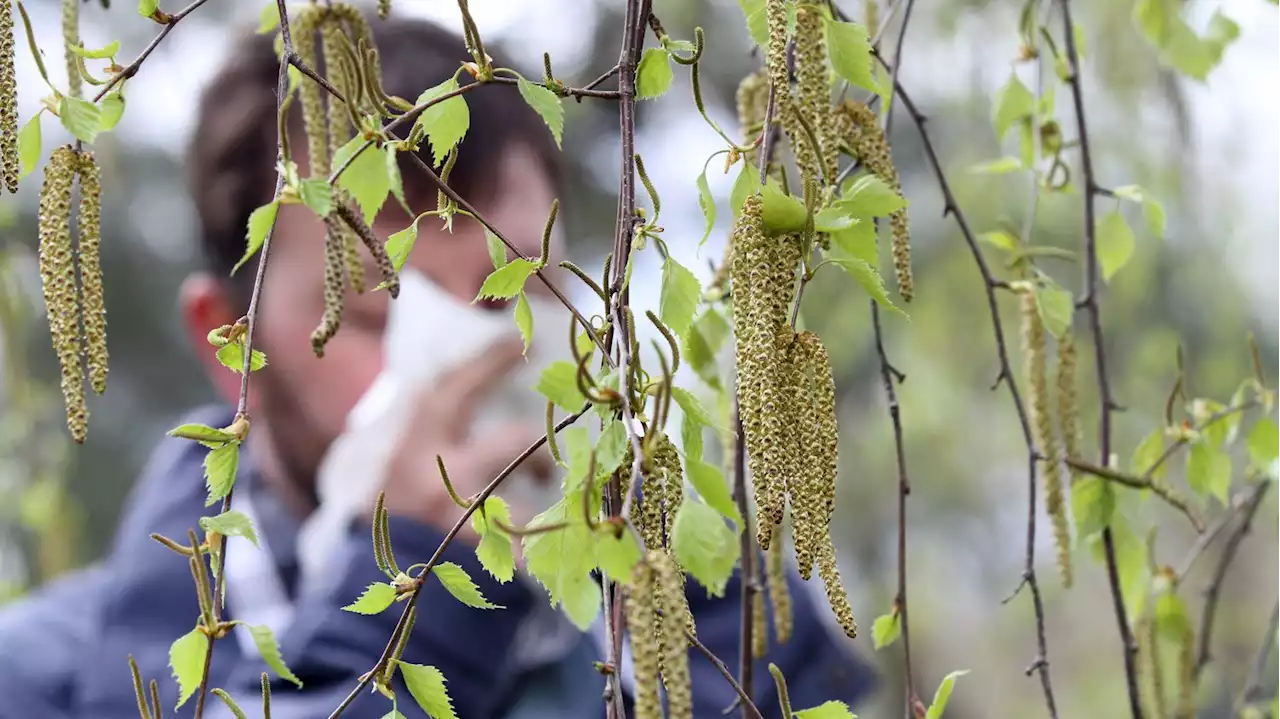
[311,214,347,357]
[38,146,107,443]
[1174,623,1195,719]
[0,0,19,193]
[1021,288,1072,587]
[626,560,661,719]
[637,433,684,552]
[833,100,914,302]
[650,551,692,719]
[790,331,838,579]
[62,0,82,100]
[765,539,793,646]
[792,6,834,186]
[765,0,789,102]
[1056,331,1081,484]
[816,533,857,638]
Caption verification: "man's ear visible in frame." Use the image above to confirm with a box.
[179,273,243,409]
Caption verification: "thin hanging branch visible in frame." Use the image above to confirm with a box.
[1055,2,1142,716]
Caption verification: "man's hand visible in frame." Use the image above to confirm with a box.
[378,339,552,542]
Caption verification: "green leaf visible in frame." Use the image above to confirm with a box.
[926,670,969,719]
[475,258,539,302]
[595,419,628,478]
[830,219,879,268]
[413,78,470,166]
[872,611,900,650]
[199,510,259,547]
[343,582,397,614]
[596,529,642,582]
[168,423,236,443]
[486,228,508,269]
[562,427,594,492]
[825,19,878,94]
[671,386,718,429]
[636,48,674,99]
[1247,417,1278,470]
[471,497,515,583]
[813,206,858,233]
[215,342,268,374]
[682,411,705,463]
[299,178,333,217]
[969,156,1024,175]
[660,258,701,338]
[992,73,1035,142]
[169,628,208,708]
[839,174,907,218]
[979,230,1019,253]
[696,164,716,246]
[333,137,391,224]
[1112,185,1166,238]
[249,624,302,687]
[730,163,760,218]
[829,258,903,316]
[234,201,280,274]
[386,216,423,273]
[433,562,502,609]
[1131,428,1167,478]
[759,183,808,234]
[672,499,738,596]
[1071,476,1115,539]
[99,93,125,132]
[68,40,120,59]
[512,291,535,355]
[386,146,406,208]
[17,115,40,179]
[795,701,856,719]
[204,442,240,502]
[683,309,730,389]
[137,0,158,18]
[686,459,742,527]
[256,1,280,33]
[1186,442,1231,505]
[212,689,249,719]
[523,497,601,629]
[1034,284,1073,339]
[400,663,457,719]
[58,97,101,143]
[517,78,564,149]
[737,0,768,47]
[1191,399,1230,448]
[535,361,587,412]
[1155,590,1192,640]
[1097,211,1135,281]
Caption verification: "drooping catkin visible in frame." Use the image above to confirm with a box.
[1057,331,1081,482]
[765,0,789,99]
[779,332,815,576]
[1137,613,1167,719]
[0,0,19,194]
[651,550,692,719]
[834,100,913,302]
[293,9,329,177]
[1174,624,1195,719]
[626,561,662,719]
[751,590,768,659]
[61,0,81,100]
[816,533,857,638]
[311,214,347,357]
[320,19,354,158]
[342,229,365,294]
[39,146,86,442]
[765,539,793,645]
[334,200,398,298]
[793,6,834,185]
[638,434,672,551]
[77,151,107,395]
[790,330,838,580]
[1021,289,1072,588]
[376,0,390,20]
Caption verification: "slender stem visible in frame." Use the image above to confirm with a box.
[91,0,216,102]
[1236,601,1279,713]
[1173,481,1266,580]
[1064,458,1205,532]
[1056,2,1142,715]
[1142,400,1259,481]
[685,628,767,719]
[732,405,757,717]
[884,43,1060,719]
[489,75,620,99]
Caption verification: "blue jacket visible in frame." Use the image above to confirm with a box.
[0,404,875,718]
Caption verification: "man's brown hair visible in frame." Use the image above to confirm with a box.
[187,16,562,295]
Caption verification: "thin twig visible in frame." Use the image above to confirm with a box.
[584,64,621,91]
[883,40,1060,719]
[490,75,621,99]
[1173,481,1266,580]
[91,0,215,102]
[1056,2,1142,715]
[325,408,589,719]
[732,405,758,717]
[1142,400,1259,482]
[685,627,767,719]
[1064,458,1205,532]
[1194,481,1270,680]
[1235,601,1279,713]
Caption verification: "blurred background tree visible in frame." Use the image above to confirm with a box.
[0,0,1275,717]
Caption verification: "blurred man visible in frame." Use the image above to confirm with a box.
[0,17,875,719]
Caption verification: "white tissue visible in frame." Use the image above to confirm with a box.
[297,268,572,592]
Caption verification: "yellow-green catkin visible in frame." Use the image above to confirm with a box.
[626,560,662,719]
[1174,624,1196,719]
[38,146,86,442]
[816,533,857,638]
[765,0,789,99]
[77,151,107,395]
[780,332,814,575]
[731,195,773,549]
[293,9,328,177]
[321,19,354,159]
[1137,613,1167,719]
[751,590,768,659]
[1057,331,1081,483]
[790,330,838,580]
[311,214,347,357]
[651,550,692,719]
[0,0,19,194]
[639,434,682,551]
[334,202,398,297]
[1022,289,1072,588]
[736,70,769,149]
[61,0,81,100]
[766,539,793,645]
[792,6,833,187]
[376,0,390,20]
[835,100,913,302]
